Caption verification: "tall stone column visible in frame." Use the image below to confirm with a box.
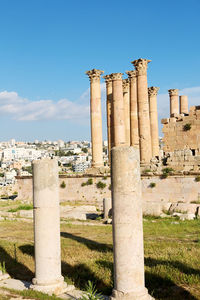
[132,58,152,163]
[31,158,71,295]
[86,69,104,168]
[103,75,113,164]
[111,73,126,147]
[148,86,160,157]
[168,89,179,117]
[110,146,153,300]
[179,95,188,114]
[126,70,139,147]
[122,79,130,146]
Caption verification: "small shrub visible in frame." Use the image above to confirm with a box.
[183,123,191,131]
[143,169,151,174]
[149,182,156,188]
[102,176,107,180]
[195,176,200,182]
[81,179,93,187]
[161,167,174,179]
[96,181,106,189]
[80,280,103,300]
[191,200,200,204]
[13,191,18,195]
[109,184,111,191]
[8,204,33,212]
[0,261,6,274]
[60,181,66,189]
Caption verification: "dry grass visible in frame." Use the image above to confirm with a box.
[0,218,199,299]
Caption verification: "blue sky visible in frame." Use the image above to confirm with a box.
[0,0,200,141]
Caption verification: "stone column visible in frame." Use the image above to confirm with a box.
[111,73,126,147]
[148,87,160,157]
[132,58,152,163]
[122,79,130,146]
[168,89,179,117]
[126,70,139,147]
[86,69,104,168]
[179,95,188,114]
[110,146,153,300]
[103,75,113,164]
[103,197,112,219]
[30,158,71,295]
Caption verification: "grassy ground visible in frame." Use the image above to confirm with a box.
[0,218,199,299]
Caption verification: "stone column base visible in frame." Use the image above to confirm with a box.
[110,288,154,300]
[0,271,10,281]
[30,277,74,296]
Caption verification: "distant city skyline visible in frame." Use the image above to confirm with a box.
[0,0,200,141]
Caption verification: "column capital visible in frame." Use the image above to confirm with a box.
[168,89,179,96]
[148,86,160,97]
[85,69,104,82]
[111,73,123,80]
[131,58,151,76]
[122,79,129,93]
[103,74,112,85]
[126,70,137,79]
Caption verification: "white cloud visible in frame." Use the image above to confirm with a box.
[0,91,90,121]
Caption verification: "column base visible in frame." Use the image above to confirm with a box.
[30,277,74,296]
[0,271,10,281]
[110,288,154,300]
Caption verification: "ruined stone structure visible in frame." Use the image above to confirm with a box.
[86,69,104,168]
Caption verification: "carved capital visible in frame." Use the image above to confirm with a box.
[168,89,179,96]
[126,70,137,79]
[122,79,129,92]
[131,58,151,76]
[103,74,112,86]
[110,73,123,81]
[148,86,160,97]
[85,69,104,82]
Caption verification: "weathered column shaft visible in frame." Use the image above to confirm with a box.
[103,197,112,219]
[31,158,68,295]
[103,75,113,163]
[122,79,130,146]
[126,71,139,147]
[132,58,152,163]
[179,95,188,114]
[148,87,160,157]
[111,73,126,147]
[110,146,153,300]
[86,69,104,168]
[168,89,179,117]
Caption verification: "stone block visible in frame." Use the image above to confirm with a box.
[180,213,196,220]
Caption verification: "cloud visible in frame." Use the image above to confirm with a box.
[0,91,90,121]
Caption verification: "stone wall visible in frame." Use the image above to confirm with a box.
[16,175,200,205]
[162,105,200,153]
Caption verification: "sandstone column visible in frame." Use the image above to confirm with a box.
[168,89,179,117]
[110,146,153,300]
[111,73,126,147]
[103,197,112,219]
[132,58,152,163]
[103,75,113,164]
[148,87,160,157]
[122,79,130,146]
[86,69,104,168]
[179,95,188,114]
[30,158,71,295]
[126,70,139,147]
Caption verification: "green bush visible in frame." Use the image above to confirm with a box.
[8,204,33,213]
[81,179,93,187]
[108,184,111,191]
[80,281,103,300]
[96,181,106,189]
[149,182,156,188]
[60,181,66,188]
[195,176,200,182]
[143,169,151,173]
[183,123,191,131]
[0,261,6,274]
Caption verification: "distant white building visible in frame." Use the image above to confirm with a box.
[2,147,42,161]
